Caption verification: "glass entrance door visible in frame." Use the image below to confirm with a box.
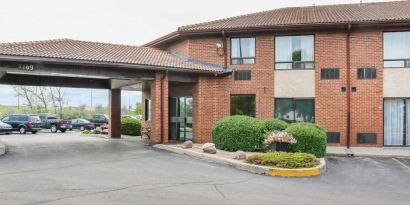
[384,99,410,146]
[169,96,193,141]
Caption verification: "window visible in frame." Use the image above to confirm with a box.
[357,68,377,79]
[145,99,152,121]
[384,32,410,68]
[321,68,340,80]
[327,132,341,143]
[275,98,315,122]
[231,38,255,65]
[275,35,314,70]
[357,133,377,144]
[234,70,251,81]
[230,95,256,117]
[2,116,9,121]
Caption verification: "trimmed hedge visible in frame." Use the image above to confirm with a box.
[121,118,141,136]
[259,119,288,134]
[285,123,327,158]
[246,152,319,169]
[212,115,263,152]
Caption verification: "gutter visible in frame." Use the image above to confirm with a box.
[160,71,168,144]
[346,24,352,149]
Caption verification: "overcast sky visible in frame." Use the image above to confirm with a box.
[0,0,395,107]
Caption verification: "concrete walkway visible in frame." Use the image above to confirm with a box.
[327,146,410,158]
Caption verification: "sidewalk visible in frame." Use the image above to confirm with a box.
[0,139,5,156]
[327,146,410,158]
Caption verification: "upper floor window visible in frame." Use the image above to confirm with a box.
[275,35,314,70]
[357,68,377,79]
[384,32,410,68]
[231,37,255,65]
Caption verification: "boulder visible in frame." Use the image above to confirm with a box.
[181,141,193,149]
[94,127,102,134]
[233,151,246,160]
[202,143,217,154]
[101,129,109,135]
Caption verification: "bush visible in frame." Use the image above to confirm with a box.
[285,123,327,158]
[212,116,263,152]
[259,119,288,134]
[121,118,141,136]
[246,152,318,169]
[82,130,93,135]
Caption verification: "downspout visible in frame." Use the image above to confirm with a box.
[222,30,228,69]
[346,24,352,149]
[160,71,168,144]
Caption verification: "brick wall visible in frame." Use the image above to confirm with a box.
[164,31,385,147]
[349,31,383,147]
[315,32,348,146]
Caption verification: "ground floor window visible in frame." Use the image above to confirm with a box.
[384,99,410,146]
[230,94,256,117]
[274,98,315,122]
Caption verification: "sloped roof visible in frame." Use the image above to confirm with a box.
[0,39,228,74]
[180,1,410,32]
[146,1,410,46]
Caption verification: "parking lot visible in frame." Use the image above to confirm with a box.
[0,131,409,205]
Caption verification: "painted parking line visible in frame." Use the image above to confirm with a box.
[392,158,410,172]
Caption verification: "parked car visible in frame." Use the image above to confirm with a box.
[0,120,12,135]
[1,114,41,134]
[70,119,95,131]
[90,114,109,127]
[38,114,72,133]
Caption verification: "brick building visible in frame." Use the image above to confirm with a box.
[142,1,410,147]
[0,1,409,148]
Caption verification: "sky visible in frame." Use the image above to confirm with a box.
[0,0,395,107]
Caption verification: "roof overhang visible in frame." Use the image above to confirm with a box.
[145,20,410,48]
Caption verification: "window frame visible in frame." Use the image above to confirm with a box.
[274,98,315,123]
[274,34,315,70]
[320,68,340,80]
[233,70,252,81]
[357,68,377,79]
[383,31,410,68]
[230,94,256,117]
[230,37,256,65]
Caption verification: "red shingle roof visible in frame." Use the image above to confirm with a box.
[0,39,228,74]
[179,1,410,32]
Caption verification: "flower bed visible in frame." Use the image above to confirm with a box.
[246,152,319,169]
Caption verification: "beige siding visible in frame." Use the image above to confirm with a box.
[384,68,410,97]
[274,70,315,98]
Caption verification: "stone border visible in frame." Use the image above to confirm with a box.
[0,139,6,156]
[154,144,326,177]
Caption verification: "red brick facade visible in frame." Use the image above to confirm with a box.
[142,30,399,147]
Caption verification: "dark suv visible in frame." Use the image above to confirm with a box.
[1,114,42,134]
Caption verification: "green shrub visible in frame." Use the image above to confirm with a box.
[259,119,288,134]
[246,152,318,169]
[82,130,93,135]
[212,115,263,152]
[285,123,327,158]
[121,118,141,136]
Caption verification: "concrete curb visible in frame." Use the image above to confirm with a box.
[80,134,109,139]
[154,144,326,177]
[0,139,6,156]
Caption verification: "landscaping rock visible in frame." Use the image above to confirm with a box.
[202,143,217,154]
[94,127,102,134]
[181,141,193,149]
[233,151,246,160]
[101,129,109,135]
